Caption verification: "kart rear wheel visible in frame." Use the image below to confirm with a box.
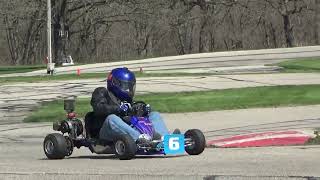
[114,134,137,160]
[64,136,74,157]
[43,133,68,159]
[184,129,206,155]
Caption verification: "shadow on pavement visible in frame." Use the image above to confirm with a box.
[39,154,187,160]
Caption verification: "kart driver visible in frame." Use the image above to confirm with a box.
[85,67,173,143]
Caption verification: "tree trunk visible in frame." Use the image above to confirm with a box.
[283,14,294,47]
[53,0,68,65]
[177,28,186,55]
[315,0,320,45]
[187,23,194,53]
[4,16,18,65]
[197,0,209,53]
[208,31,215,52]
[270,23,278,48]
[199,19,206,53]
[198,11,209,53]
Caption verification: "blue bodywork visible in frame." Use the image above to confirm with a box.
[130,116,154,138]
[130,116,165,155]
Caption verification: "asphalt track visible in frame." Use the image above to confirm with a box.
[1,143,320,180]
[1,74,320,179]
[1,46,320,179]
[1,105,320,180]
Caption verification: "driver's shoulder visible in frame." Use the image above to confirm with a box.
[91,87,109,101]
[93,86,107,93]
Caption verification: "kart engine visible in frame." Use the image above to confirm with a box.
[53,119,83,139]
[52,97,83,139]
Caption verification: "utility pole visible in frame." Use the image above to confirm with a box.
[47,0,55,75]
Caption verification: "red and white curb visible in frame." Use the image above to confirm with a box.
[207,130,312,148]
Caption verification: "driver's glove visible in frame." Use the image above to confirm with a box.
[144,104,152,115]
[119,102,132,116]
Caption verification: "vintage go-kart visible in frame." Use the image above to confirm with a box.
[43,98,206,160]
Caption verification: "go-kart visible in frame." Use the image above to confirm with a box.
[43,98,206,160]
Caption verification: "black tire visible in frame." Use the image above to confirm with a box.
[114,134,137,160]
[64,136,74,157]
[184,129,206,155]
[43,133,68,159]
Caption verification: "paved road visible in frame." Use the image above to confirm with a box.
[1,105,320,180]
[1,46,319,77]
[1,144,320,180]
[1,73,320,124]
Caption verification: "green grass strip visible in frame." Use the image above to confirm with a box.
[0,65,46,75]
[277,58,320,73]
[24,85,320,122]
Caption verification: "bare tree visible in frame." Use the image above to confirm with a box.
[124,0,168,58]
[265,0,308,47]
[0,0,317,65]
[167,0,196,54]
[314,0,320,45]
[51,0,116,64]
[2,0,45,65]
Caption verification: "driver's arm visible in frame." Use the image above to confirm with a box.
[91,87,120,117]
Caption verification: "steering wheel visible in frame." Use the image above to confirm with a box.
[121,101,147,124]
[132,101,148,117]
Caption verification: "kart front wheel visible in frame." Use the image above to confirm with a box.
[114,134,137,160]
[43,133,68,159]
[185,129,206,155]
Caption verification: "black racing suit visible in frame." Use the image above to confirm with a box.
[85,87,122,138]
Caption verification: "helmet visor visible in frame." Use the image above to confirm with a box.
[112,78,136,97]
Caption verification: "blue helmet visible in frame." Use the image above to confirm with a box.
[107,67,136,102]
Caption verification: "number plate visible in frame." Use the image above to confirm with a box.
[163,134,185,155]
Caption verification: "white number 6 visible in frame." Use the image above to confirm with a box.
[168,137,179,150]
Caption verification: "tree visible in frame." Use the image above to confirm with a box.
[51,0,114,64]
[314,0,319,44]
[126,0,167,57]
[1,0,46,65]
[167,0,196,55]
[0,0,317,65]
[265,0,308,47]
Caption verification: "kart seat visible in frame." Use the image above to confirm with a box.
[84,111,105,139]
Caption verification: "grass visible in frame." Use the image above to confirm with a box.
[0,65,46,74]
[24,84,320,122]
[277,58,320,73]
[24,99,91,123]
[0,72,214,84]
